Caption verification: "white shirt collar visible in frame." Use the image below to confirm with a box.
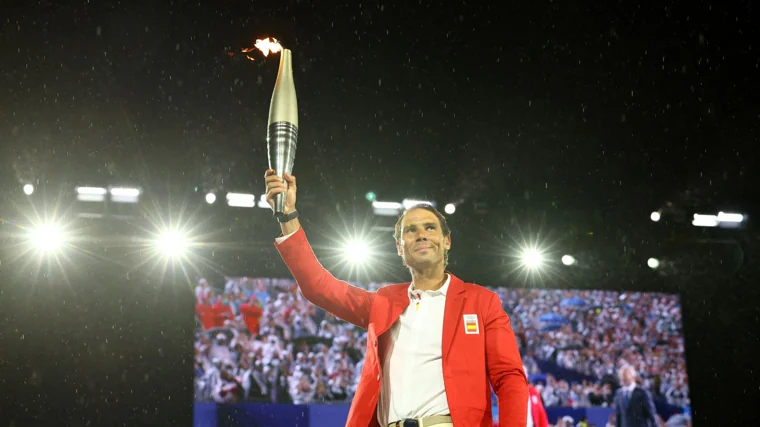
[624,383,637,393]
[408,274,450,301]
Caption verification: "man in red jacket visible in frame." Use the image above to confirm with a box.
[239,295,264,336]
[211,295,235,328]
[265,169,527,427]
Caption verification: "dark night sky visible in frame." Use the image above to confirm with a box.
[2,1,757,214]
[1,1,759,426]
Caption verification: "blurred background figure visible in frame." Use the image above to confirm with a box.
[613,365,657,427]
[525,365,550,427]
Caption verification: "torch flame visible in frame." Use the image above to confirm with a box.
[238,38,283,61]
[255,38,283,56]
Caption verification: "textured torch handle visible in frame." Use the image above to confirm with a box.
[267,121,299,216]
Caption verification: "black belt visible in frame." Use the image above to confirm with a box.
[388,414,452,427]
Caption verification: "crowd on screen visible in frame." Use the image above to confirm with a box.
[500,288,690,409]
[193,277,690,409]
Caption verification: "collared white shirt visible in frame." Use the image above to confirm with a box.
[377,275,451,425]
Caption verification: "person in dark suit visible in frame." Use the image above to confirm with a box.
[614,365,658,427]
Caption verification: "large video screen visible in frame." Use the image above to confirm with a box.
[193,277,690,421]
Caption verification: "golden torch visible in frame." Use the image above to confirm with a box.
[236,37,296,218]
[265,42,298,218]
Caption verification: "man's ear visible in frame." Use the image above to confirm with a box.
[444,234,451,251]
[395,239,403,256]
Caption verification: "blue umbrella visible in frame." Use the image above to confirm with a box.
[560,296,587,307]
[528,373,547,384]
[539,323,563,332]
[539,313,569,323]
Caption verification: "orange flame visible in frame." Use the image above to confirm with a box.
[236,38,283,61]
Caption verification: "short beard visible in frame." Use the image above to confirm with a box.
[400,249,449,269]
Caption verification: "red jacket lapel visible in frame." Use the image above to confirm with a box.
[442,272,466,360]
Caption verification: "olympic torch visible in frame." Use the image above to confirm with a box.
[266,48,298,219]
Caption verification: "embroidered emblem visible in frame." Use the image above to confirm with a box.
[463,314,480,334]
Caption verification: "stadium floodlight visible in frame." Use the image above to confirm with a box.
[372,201,403,216]
[692,214,719,227]
[110,187,141,203]
[402,199,436,210]
[444,203,456,214]
[23,184,34,195]
[647,258,660,269]
[205,193,216,204]
[343,239,370,264]
[521,248,544,269]
[257,194,270,209]
[561,255,576,266]
[29,223,65,252]
[226,192,255,208]
[76,186,108,202]
[650,211,661,222]
[155,229,188,257]
[717,212,743,223]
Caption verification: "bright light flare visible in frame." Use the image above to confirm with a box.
[343,239,370,264]
[23,184,34,195]
[444,203,456,214]
[155,229,188,257]
[650,211,661,222]
[561,255,576,266]
[647,258,660,269]
[521,248,544,269]
[29,223,65,252]
[205,193,216,204]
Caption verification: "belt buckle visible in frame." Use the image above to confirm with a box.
[403,420,419,427]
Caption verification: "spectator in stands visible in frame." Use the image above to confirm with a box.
[211,294,234,328]
[195,278,211,303]
[664,378,689,407]
[238,295,263,335]
[613,365,657,427]
[196,291,216,330]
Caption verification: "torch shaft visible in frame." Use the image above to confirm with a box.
[266,48,299,217]
[267,121,298,214]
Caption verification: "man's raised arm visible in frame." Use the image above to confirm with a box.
[265,169,374,329]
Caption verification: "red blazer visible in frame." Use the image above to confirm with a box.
[275,228,528,427]
[196,302,215,330]
[239,300,263,335]
[527,385,549,427]
[211,301,234,328]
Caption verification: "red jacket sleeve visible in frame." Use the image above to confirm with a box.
[274,228,374,329]
[484,292,528,427]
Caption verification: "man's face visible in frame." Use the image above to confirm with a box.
[396,208,451,269]
[621,368,634,386]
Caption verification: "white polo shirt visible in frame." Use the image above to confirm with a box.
[377,275,451,425]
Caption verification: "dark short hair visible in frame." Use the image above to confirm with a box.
[393,204,451,267]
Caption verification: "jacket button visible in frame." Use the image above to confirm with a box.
[376,374,380,381]
[373,340,377,347]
